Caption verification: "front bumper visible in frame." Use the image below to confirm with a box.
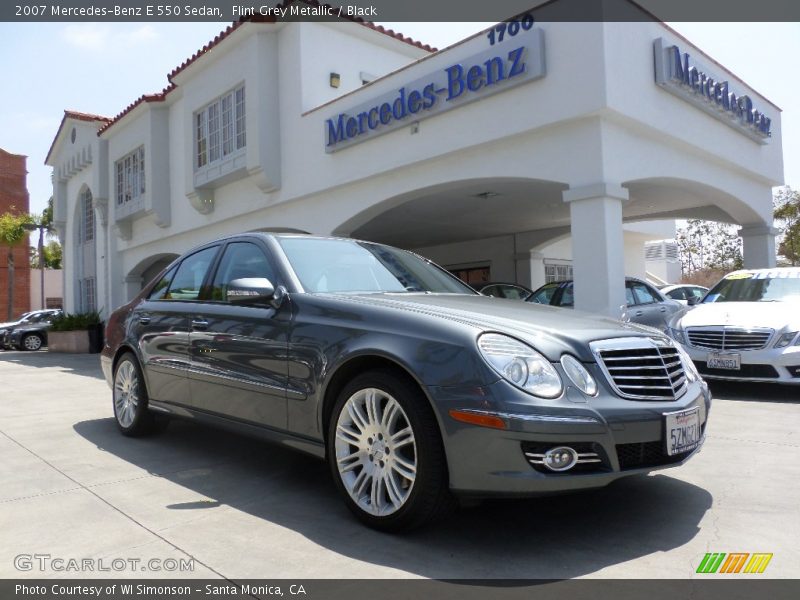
[681,342,800,384]
[429,375,711,497]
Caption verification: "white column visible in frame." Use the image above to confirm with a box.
[739,225,778,269]
[528,251,546,291]
[563,183,629,317]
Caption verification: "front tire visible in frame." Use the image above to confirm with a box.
[22,333,43,351]
[113,353,161,436]
[327,370,454,532]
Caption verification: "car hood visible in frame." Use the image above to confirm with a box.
[328,293,663,361]
[0,320,22,330]
[676,301,800,331]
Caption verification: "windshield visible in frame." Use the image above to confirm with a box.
[703,271,800,303]
[278,237,476,294]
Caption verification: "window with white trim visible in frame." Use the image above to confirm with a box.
[195,85,246,170]
[544,262,573,283]
[115,146,146,206]
[80,188,94,242]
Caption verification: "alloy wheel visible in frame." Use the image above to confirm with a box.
[114,361,139,428]
[23,335,42,351]
[334,387,417,517]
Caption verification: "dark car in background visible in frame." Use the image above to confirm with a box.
[1,309,61,350]
[476,282,534,300]
[102,233,709,531]
[528,277,684,332]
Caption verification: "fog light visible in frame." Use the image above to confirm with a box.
[543,446,578,472]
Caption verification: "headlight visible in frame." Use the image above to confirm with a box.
[774,331,798,348]
[675,344,699,383]
[560,354,598,396]
[668,327,685,345]
[477,333,563,398]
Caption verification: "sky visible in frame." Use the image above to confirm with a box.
[0,20,798,218]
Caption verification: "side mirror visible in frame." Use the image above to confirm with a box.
[687,296,699,306]
[227,278,277,306]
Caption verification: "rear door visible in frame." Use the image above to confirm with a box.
[132,246,220,406]
[628,280,669,330]
[187,241,290,430]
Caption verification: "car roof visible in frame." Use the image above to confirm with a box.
[724,267,800,277]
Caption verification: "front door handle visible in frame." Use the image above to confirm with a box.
[634,310,644,317]
[660,307,667,312]
[138,314,151,325]
[191,319,209,331]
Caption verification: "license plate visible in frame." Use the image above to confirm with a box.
[707,352,741,370]
[665,408,701,456]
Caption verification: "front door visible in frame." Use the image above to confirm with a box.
[187,241,289,430]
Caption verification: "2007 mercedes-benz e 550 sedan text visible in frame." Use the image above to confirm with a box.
[102,233,711,531]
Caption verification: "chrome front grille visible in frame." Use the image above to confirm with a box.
[687,327,772,351]
[591,337,687,401]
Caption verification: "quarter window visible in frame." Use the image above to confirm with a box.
[195,85,246,169]
[148,266,177,301]
[164,247,219,301]
[115,146,146,206]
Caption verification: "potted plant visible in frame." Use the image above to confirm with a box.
[48,311,104,353]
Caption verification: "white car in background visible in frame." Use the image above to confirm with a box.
[660,284,709,306]
[667,268,800,384]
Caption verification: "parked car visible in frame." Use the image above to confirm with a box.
[667,267,800,384]
[528,277,685,332]
[102,233,710,531]
[476,282,534,300]
[660,284,709,306]
[1,309,61,350]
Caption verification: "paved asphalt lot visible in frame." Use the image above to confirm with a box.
[0,350,798,579]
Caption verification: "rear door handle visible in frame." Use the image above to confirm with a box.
[191,318,209,331]
[634,311,644,317]
[660,307,667,312]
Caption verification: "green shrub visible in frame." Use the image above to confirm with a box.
[50,311,103,332]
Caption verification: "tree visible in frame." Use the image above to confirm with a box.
[774,186,800,266]
[676,219,743,279]
[0,208,34,320]
[30,240,62,269]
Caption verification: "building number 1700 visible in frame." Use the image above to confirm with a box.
[487,13,535,46]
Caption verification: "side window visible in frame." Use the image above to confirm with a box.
[631,282,658,305]
[625,283,636,306]
[164,247,219,301]
[210,242,276,302]
[148,266,177,301]
[690,287,706,301]
[502,286,528,300]
[666,288,686,301]
[559,284,574,307]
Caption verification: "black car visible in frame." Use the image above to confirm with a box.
[475,282,534,300]
[101,234,709,531]
[1,309,61,350]
[528,277,685,331]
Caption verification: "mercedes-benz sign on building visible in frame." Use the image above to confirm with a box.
[46,4,783,319]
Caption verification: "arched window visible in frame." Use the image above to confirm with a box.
[76,188,96,312]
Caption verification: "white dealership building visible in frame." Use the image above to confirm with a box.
[46,5,783,318]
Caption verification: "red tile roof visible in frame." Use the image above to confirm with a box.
[96,9,434,136]
[45,110,111,165]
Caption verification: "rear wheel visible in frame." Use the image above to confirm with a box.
[327,370,454,532]
[113,353,162,436]
[22,333,43,351]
